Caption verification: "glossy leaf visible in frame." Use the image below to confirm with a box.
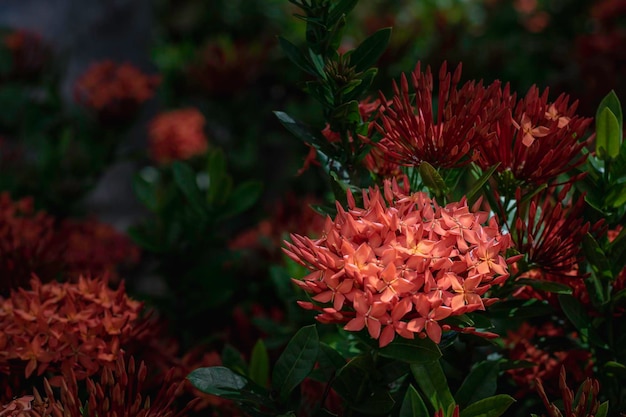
[328,0,359,25]
[378,336,442,364]
[249,339,270,388]
[271,324,319,402]
[558,294,607,348]
[278,36,315,76]
[411,361,455,415]
[455,361,500,408]
[596,90,623,138]
[419,162,448,198]
[172,161,205,215]
[459,394,515,417]
[349,27,392,72]
[467,163,500,205]
[399,385,430,417]
[596,107,620,160]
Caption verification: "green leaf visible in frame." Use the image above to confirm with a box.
[127,225,164,253]
[467,163,500,205]
[133,174,159,212]
[349,27,392,73]
[378,336,442,364]
[455,361,500,408]
[399,385,430,417]
[308,49,326,78]
[271,324,319,402]
[419,162,448,199]
[596,401,609,417]
[410,361,455,415]
[223,180,263,217]
[345,67,378,102]
[172,161,205,215]
[558,294,607,348]
[514,278,573,295]
[274,111,334,154]
[314,343,347,381]
[582,233,613,306]
[278,36,315,76]
[206,148,233,205]
[596,107,621,160]
[330,100,360,127]
[459,394,515,417]
[187,367,274,410]
[328,0,359,25]
[596,90,623,136]
[249,339,270,388]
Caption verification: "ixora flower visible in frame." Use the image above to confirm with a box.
[372,61,505,169]
[283,178,513,347]
[476,85,592,186]
[74,60,160,124]
[0,276,146,381]
[29,354,196,417]
[148,108,209,165]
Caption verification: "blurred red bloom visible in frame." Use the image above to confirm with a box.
[2,29,50,79]
[0,276,149,381]
[373,61,504,169]
[148,108,209,165]
[74,60,160,124]
[284,178,512,346]
[476,85,592,185]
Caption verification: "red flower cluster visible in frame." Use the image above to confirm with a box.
[148,108,209,165]
[0,396,33,417]
[476,85,592,185]
[536,367,602,417]
[74,60,160,124]
[2,29,49,79]
[0,276,146,381]
[374,62,504,169]
[284,178,512,347]
[29,354,195,417]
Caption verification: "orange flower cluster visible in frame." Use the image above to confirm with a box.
[74,60,160,124]
[29,354,195,417]
[0,276,145,381]
[284,179,512,347]
[148,108,209,165]
[0,396,33,417]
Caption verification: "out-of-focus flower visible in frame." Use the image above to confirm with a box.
[0,276,148,381]
[284,178,513,346]
[148,107,208,165]
[535,366,602,417]
[0,193,60,295]
[477,85,592,186]
[74,60,160,124]
[187,37,269,97]
[29,354,196,417]
[2,29,50,79]
[55,218,140,282]
[504,322,592,397]
[373,62,504,169]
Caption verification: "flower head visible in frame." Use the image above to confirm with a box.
[148,108,209,165]
[2,29,49,79]
[284,178,512,346]
[373,62,504,169]
[476,85,592,185]
[74,60,160,124]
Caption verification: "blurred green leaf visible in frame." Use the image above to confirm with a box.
[249,339,270,388]
[223,180,263,217]
[271,324,319,402]
[349,27,392,73]
[514,279,573,295]
[459,394,515,417]
[172,161,205,216]
[133,174,159,212]
[328,0,359,25]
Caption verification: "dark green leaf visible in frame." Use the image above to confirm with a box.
[172,161,205,215]
[399,385,430,417]
[249,339,270,388]
[419,162,448,198]
[410,361,455,414]
[133,175,159,212]
[330,100,360,127]
[127,225,164,253]
[467,163,500,205]
[274,111,333,153]
[221,344,248,375]
[558,294,607,348]
[455,361,499,408]
[271,324,319,402]
[308,49,326,78]
[315,343,347,381]
[345,68,378,101]
[596,401,609,417]
[349,27,392,73]
[328,0,359,25]
[378,336,442,364]
[582,233,613,306]
[223,180,263,217]
[514,279,573,295]
[459,394,515,417]
[332,354,376,404]
[278,36,315,76]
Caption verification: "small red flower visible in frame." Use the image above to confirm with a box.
[148,108,209,165]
